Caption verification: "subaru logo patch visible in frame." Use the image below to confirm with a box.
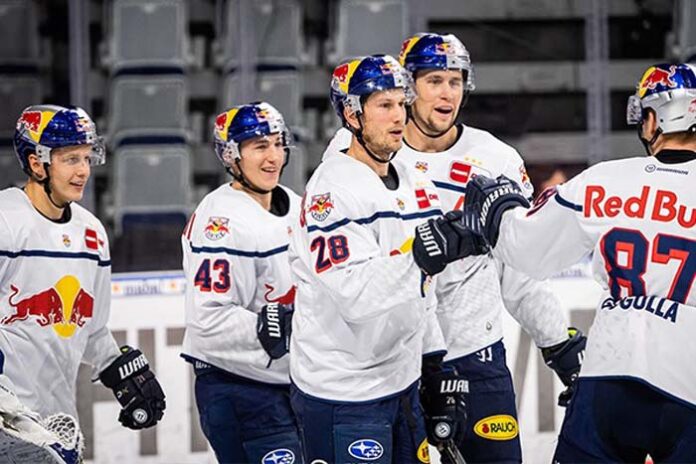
[348,439,384,460]
[262,448,295,464]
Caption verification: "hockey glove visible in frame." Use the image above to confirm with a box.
[413,210,488,276]
[541,328,587,407]
[99,346,166,430]
[461,175,530,247]
[257,303,294,361]
[420,355,468,451]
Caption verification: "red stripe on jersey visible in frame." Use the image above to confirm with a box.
[85,228,98,250]
[183,213,196,240]
[415,189,430,208]
[449,162,472,184]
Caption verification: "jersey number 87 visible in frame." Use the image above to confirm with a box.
[601,227,695,304]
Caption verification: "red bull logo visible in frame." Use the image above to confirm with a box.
[215,108,239,141]
[307,193,334,222]
[17,110,57,143]
[255,108,271,121]
[2,276,94,338]
[333,63,351,84]
[75,116,94,134]
[380,62,395,75]
[399,36,420,64]
[204,216,230,241]
[638,65,677,97]
[264,284,296,305]
[332,60,361,94]
[435,42,451,55]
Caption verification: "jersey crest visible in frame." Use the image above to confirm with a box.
[204,216,230,240]
[308,193,334,222]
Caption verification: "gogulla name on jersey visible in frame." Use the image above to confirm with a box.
[600,296,680,324]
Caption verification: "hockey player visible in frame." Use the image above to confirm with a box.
[461,63,696,462]
[181,102,303,463]
[399,33,588,462]
[0,105,165,459]
[326,34,586,462]
[289,55,479,463]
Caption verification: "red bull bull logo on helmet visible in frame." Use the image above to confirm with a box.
[435,42,451,54]
[215,108,239,142]
[638,65,677,98]
[2,275,94,338]
[17,110,56,143]
[332,59,361,94]
[307,193,334,222]
[204,216,230,240]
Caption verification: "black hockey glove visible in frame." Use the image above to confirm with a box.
[99,346,166,430]
[541,328,587,407]
[413,210,488,276]
[257,303,294,361]
[420,355,468,453]
[461,175,530,247]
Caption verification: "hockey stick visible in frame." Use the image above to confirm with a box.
[437,442,467,464]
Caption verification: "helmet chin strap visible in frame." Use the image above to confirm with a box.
[35,164,71,209]
[351,116,398,164]
[637,123,662,156]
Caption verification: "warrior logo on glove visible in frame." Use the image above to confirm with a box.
[99,346,166,430]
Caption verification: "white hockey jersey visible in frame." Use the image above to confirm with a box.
[327,127,567,360]
[181,184,300,384]
[0,188,120,418]
[494,153,696,406]
[289,146,446,402]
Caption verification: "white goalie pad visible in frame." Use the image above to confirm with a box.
[0,375,83,464]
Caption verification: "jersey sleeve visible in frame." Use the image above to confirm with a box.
[0,211,13,277]
[422,294,447,356]
[496,260,568,348]
[492,170,594,279]
[500,146,534,199]
[182,210,266,359]
[83,226,120,380]
[300,184,425,324]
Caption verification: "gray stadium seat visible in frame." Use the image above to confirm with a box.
[0,75,42,139]
[0,149,24,189]
[107,74,189,146]
[330,0,408,63]
[217,0,302,71]
[0,0,40,67]
[113,144,193,232]
[104,0,190,72]
[221,70,302,128]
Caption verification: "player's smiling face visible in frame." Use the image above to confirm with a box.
[238,132,285,191]
[357,88,408,158]
[46,145,93,203]
[412,69,464,134]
